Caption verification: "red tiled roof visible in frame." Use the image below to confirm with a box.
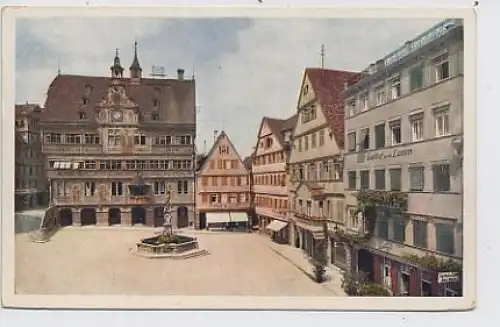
[41,74,195,123]
[304,67,359,150]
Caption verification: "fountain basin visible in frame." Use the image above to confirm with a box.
[134,234,208,259]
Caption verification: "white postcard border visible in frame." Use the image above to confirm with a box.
[1,5,477,311]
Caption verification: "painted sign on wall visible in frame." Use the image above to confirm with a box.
[366,148,413,161]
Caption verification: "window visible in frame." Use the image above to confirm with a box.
[347,98,356,116]
[410,112,424,141]
[389,168,402,191]
[390,120,402,145]
[304,135,309,150]
[210,194,217,203]
[319,129,325,146]
[79,112,86,119]
[297,138,302,152]
[389,76,401,100]
[433,52,450,82]
[347,171,357,189]
[111,182,123,196]
[45,133,62,144]
[409,64,424,91]
[349,208,359,230]
[392,216,406,242]
[433,163,450,192]
[409,166,425,191]
[360,92,369,111]
[177,180,188,194]
[85,134,100,144]
[335,164,343,181]
[376,213,389,239]
[108,129,121,146]
[66,134,81,144]
[374,169,386,190]
[374,123,385,149]
[413,219,428,248]
[360,128,370,150]
[151,112,160,121]
[154,181,166,195]
[435,223,455,255]
[219,145,229,155]
[434,107,450,136]
[360,170,370,190]
[83,160,96,169]
[375,84,386,105]
[85,182,95,196]
[134,134,147,145]
[311,133,317,148]
[347,132,356,152]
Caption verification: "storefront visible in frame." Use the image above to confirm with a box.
[359,247,462,297]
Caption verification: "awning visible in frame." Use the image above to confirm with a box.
[206,212,231,224]
[266,220,288,232]
[230,212,248,222]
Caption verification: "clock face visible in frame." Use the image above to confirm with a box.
[111,110,123,122]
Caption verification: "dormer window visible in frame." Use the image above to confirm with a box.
[151,112,159,121]
[265,137,273,148]
[82,97,89,105]
[153,99,159,107]
[79,112,86,119]
[84,84,93,96]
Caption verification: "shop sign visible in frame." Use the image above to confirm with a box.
[438,272,460,284]
[366,148,413,161]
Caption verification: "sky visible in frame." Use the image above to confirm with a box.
[15,17,442,156]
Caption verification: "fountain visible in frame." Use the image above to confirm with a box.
[134,187,208,259]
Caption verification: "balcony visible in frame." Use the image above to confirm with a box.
[292,211,328,222]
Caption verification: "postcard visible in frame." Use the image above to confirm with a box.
[1,5,477,311]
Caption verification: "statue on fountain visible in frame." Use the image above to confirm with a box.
[162,187,173,235]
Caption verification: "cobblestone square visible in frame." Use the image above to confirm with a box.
[15,228,335,296]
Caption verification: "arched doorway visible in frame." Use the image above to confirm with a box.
[58,208,73,227]
[177,206,189,228]
[80,208,97,226]
[357,249,375,283]
[153,207,164,227]
[108,208,121,225]
[131,206,146,225]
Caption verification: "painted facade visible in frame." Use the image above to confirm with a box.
[343,19,464,296]
[196,131,251,229]
[41,45,196,229]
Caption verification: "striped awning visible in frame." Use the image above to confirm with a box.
[206,212,231,224]
[266,220,288,232]
[229,212,248,222]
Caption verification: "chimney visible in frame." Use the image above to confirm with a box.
[177,68,185,80]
